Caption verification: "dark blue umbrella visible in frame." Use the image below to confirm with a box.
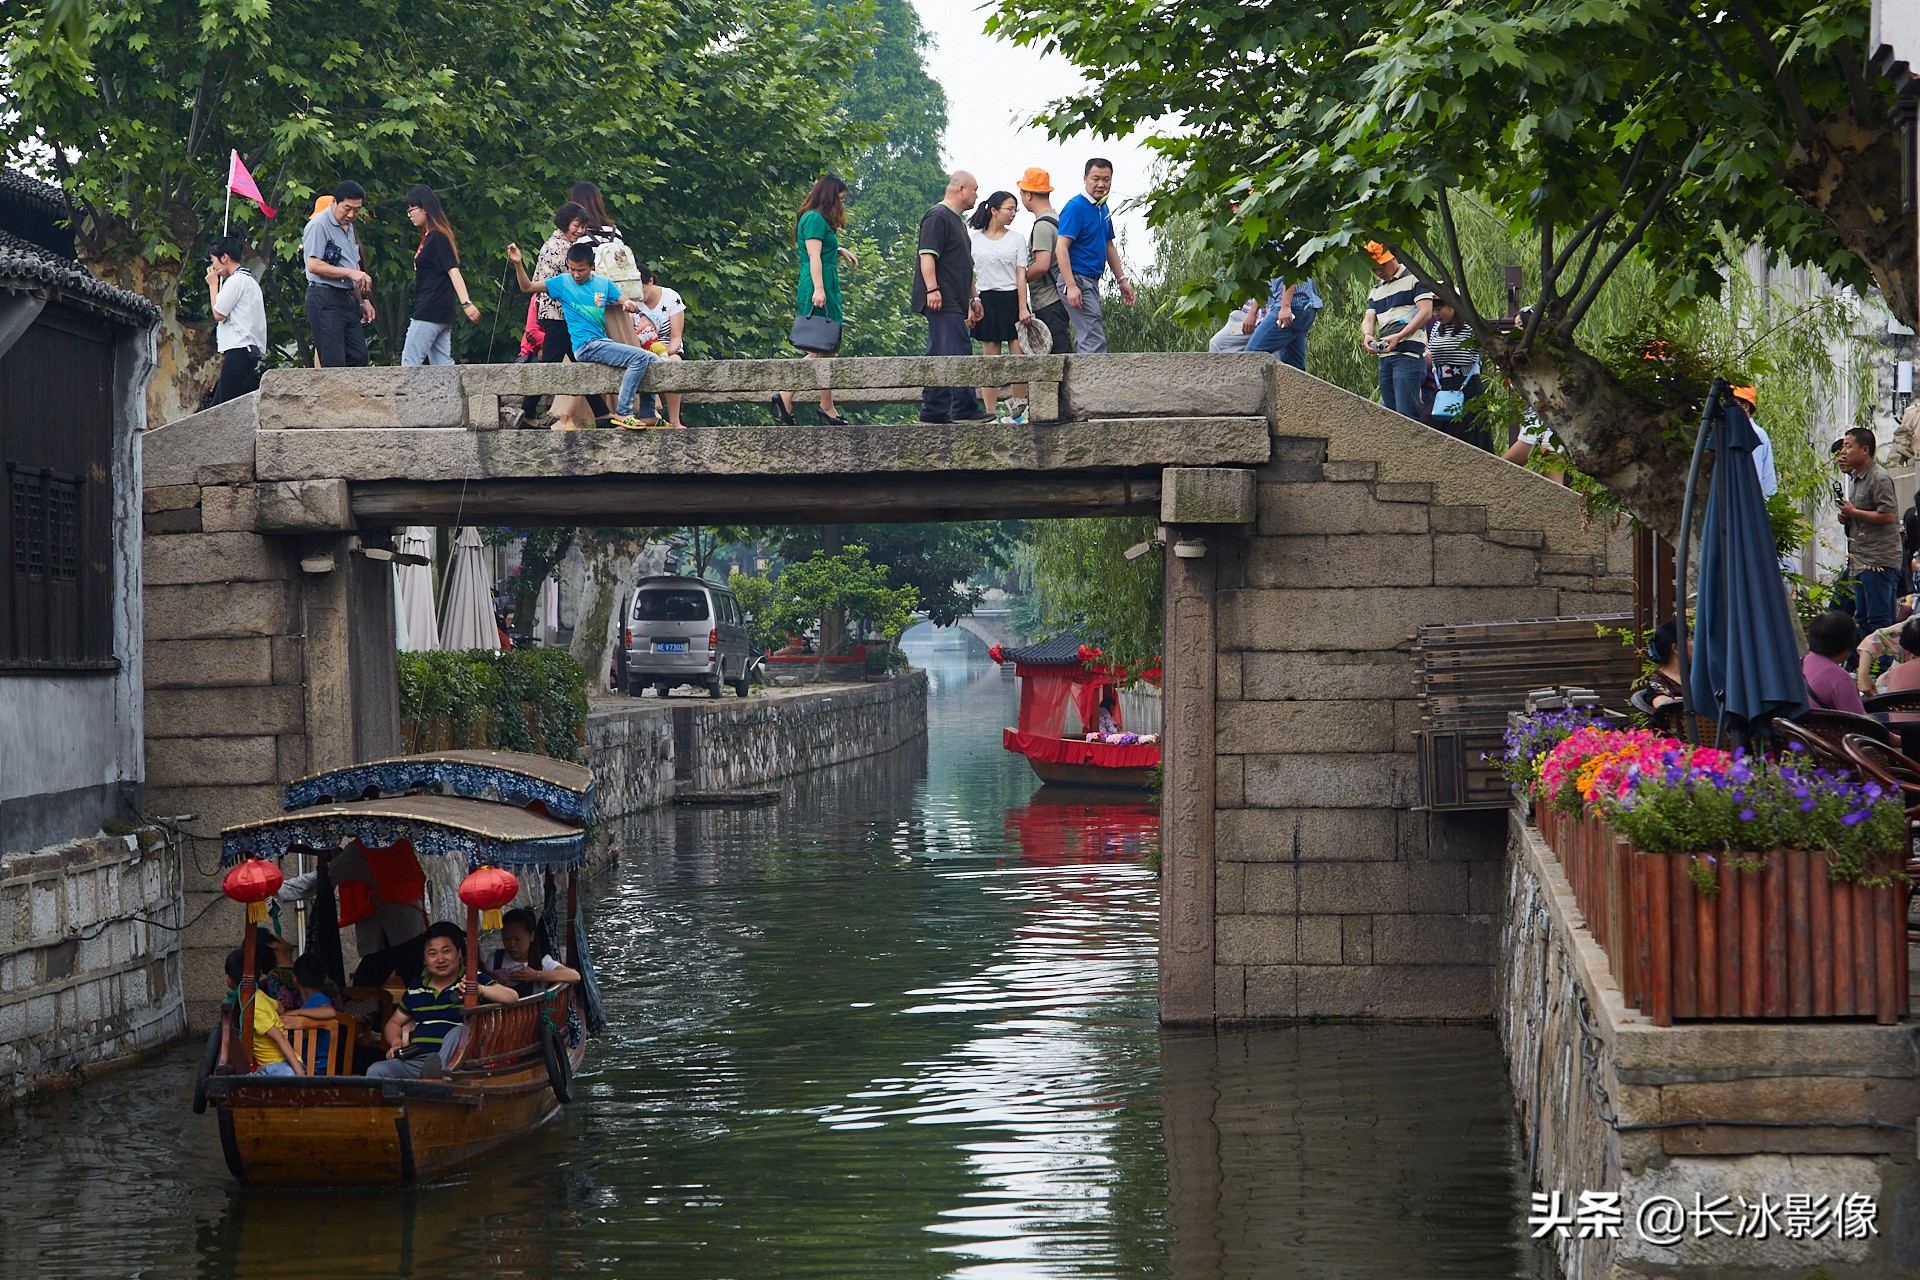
[1687,394,1806,732]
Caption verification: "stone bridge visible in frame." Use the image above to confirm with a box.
[141,352,1631,1026]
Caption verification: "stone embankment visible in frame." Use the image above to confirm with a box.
[1500,813,1915,1279]
[0,827,186,1106]
[585,673,928,840]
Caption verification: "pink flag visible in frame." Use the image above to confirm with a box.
[226,150,277,218]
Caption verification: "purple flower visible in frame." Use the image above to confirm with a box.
[1788,741,1806,754]
[1793,785,1810,799]
[1801,797,1817,812]
[1866,783,1885,800]
[1739,808,1756,821]
[1843,811,1869,827]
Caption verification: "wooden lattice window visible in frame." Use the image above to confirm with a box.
[1,306,118,672]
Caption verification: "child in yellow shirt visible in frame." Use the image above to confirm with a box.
[225,946,302,1076]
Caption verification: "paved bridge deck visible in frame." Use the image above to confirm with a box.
[169,353,1273,526]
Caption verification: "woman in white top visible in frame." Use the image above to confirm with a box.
[630,262,687,428]
[967,191,1030,419]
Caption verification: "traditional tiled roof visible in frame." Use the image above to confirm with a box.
[0,209,159,328]
[1000,634,1093,666]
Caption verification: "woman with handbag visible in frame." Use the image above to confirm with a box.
[1423,299,1490,451]
[774,174,859,425]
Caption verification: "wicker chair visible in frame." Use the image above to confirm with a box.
[1838,734,1920,940]
[1773,717,1855,772]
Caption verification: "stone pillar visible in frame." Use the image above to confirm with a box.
[1161,528,1217,1025]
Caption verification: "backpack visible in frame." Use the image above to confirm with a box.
[1032,214,1064,297]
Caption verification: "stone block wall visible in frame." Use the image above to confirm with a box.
[1501,815,1915,1279]
[1174,363,1635,1024]
[142,399,398,1028]
[0,829,186,1105]
[584,674,930,827]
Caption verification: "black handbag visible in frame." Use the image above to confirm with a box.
[788,309,842,355]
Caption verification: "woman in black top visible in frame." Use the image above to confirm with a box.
[400,185,480,366]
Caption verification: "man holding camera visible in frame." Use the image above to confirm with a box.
[1837,426,1901,652]
[1359,241,1433,420]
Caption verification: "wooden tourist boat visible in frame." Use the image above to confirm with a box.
[197,754,605,1185]
[989,637,1160,791]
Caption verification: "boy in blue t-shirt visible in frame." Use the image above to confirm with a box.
[279,951,342,1073]
[507,240,660,429]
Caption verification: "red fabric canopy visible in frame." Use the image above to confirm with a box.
[1003,728,1160,769]
[1015,670,1114,737]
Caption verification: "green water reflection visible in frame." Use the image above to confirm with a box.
[1,646,1549,1279]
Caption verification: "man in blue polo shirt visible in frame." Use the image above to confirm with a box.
[1054,158,1137,354]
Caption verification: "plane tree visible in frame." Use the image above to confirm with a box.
[989,0,1909,536]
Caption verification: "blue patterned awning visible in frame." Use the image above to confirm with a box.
[222,794,587,870]
[284,749,596,826]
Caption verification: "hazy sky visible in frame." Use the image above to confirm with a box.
[908,0,1161,264]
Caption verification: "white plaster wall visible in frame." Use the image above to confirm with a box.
[0,322,152,835]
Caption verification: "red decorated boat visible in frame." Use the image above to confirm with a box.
[990,637,1161,790]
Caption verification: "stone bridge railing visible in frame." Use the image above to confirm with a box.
[251,352,1273,431]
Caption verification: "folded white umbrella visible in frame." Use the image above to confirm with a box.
[440,527,501,652]
[395,526,441,652]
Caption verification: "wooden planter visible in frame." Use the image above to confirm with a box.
[1543,812,1908,1025]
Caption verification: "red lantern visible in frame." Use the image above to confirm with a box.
[223,859,282,924]
[460,866,520,930]
[987,644,1005,664]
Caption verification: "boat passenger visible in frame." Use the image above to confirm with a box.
[279,952,341,1073]
[226,947,302,1077]
[487,908,582,994]
[277,843,431,988]
[251,926,299,1009]
[1097,687,1120,735]
[366,922,518,1080]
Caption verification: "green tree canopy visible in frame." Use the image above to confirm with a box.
[730,542,921,650]
[772,522,1018,626]
[3,0,877,417]
[989,0,1909,536]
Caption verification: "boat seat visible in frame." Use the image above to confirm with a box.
[287,1016,355,1076]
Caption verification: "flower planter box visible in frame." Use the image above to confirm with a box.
[1546,812,1908,1025]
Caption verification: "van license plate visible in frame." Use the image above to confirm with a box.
[655,642,687,653]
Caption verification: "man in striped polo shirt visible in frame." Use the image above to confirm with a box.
[367,921,519,1079]
[1360,242,1434,420]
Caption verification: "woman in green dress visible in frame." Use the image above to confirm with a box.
[774,174,859,425]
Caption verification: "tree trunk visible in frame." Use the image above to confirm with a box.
[569,535,648,691]
[1781,100,1917,330]
[75,241,217,426]
[1507,339,1699,540]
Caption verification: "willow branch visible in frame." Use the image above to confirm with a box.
[1566,163,1690,328]
[1435,188,1485,325]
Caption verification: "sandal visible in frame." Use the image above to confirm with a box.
[609,414,645,430]
[819,411,849,426]
[525,413,557,430]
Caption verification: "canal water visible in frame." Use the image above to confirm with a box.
[1,639,1552,1279]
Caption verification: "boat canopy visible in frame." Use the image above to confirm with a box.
[995,636,1111,738]
[222,794,588,870]
[991,636,1161,771]
[284,750,596,825]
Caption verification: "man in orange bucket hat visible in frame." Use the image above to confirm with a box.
[1360,240,1434,419]
[1017,167,1073,364]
